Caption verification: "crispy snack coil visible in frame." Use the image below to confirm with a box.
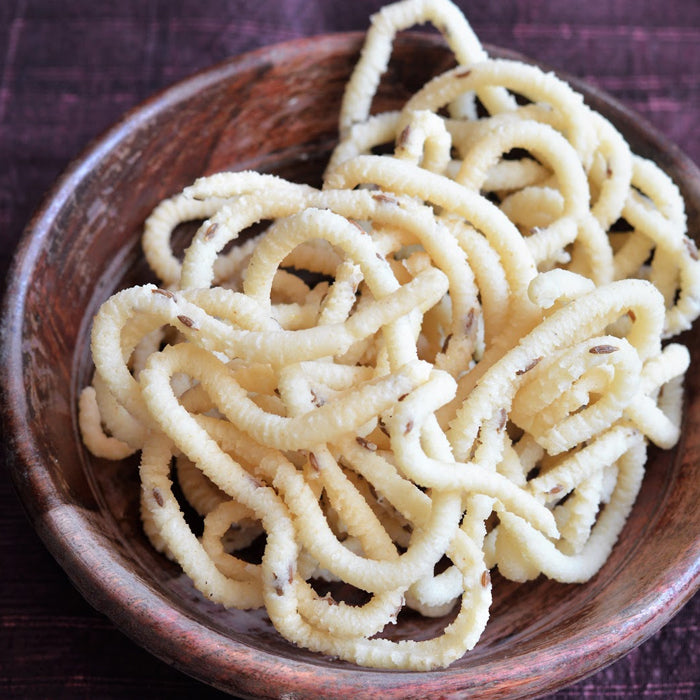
[79,0,700,670]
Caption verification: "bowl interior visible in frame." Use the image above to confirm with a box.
[3,32,700,699]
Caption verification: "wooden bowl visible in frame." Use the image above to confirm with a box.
[2,32,699,699]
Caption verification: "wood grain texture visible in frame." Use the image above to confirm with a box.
[1,31,698,700]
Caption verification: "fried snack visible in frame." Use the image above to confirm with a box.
[78,0,699,671]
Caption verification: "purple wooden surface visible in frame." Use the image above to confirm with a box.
[0,1,698,697]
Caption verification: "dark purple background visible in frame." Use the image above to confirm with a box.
[1,1,698,697]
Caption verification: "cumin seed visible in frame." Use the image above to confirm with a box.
[589,344,618,354]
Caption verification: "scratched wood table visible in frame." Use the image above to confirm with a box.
[1,1,698,697]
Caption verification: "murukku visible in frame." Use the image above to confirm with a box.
[78,0,699,672]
